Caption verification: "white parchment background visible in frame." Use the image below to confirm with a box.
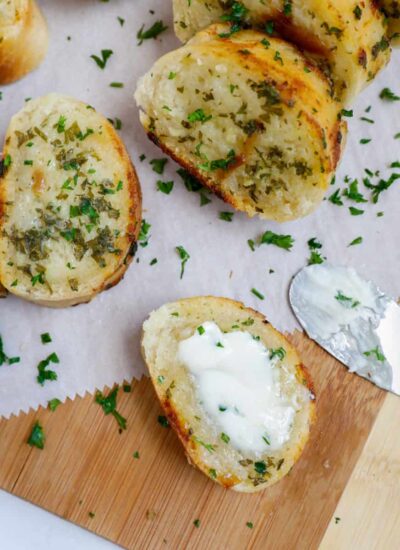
[0,0,399,417]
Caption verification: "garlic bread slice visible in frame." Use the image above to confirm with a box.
[142,296,315,493]
[0,94,142,307]
[173,0,390,104]
[135,26,345,222]
[381,1,400,44]
[0,0,48,84]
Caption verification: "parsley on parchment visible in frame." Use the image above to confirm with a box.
[137,21,168,45]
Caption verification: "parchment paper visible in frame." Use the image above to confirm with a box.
[0,0,399,418]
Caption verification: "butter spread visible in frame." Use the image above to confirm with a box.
[178,321,296,454]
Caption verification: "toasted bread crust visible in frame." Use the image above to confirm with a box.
[0,94,142,307]
[0,0,48,85]
[142,296,316,492]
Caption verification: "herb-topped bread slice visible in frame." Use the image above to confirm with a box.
[0,0,48,84]
[142,296,315,492]
[173,0,390,104]
[381,0,400,44]
[135,25,346,222]
[0,93,142,307]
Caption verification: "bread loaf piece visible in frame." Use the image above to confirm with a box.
[135,25,346,222]
[0,0,48,84]
[142,296,315,492]
[0,94,142,307]
[173,0,390,104]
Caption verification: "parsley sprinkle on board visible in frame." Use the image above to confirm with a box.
[48,398,61,412]
[158,415,170,428]
[95,386,127,431]
[27,422,45,449]
[246,521,254,529]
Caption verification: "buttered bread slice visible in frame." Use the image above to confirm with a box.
[142,296,315,492]
[0,94,142,307]
[135,25,346,222]
[0,0,48,84]
[173,0,390,104]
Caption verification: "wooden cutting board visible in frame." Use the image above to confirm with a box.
[0,332,395,549]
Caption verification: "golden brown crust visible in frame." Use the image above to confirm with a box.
[0,0,48,85]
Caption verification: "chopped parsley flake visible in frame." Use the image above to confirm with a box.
[90,49,113,69]
[246,521,254,529]
[348,236,363,246]
[28,422,45,449]
[335,291,360,309]
[150,158,168,174]
[157,180,174,194]
[0,335,20,366]
[37,353,60,385]
[251,288,264,300]
[158,415,170,428]
[219,211,234,222]
[379,88,400,102]
[260,231,294,250]
[175,245,190,279]
[95,386,127,431]
[364,347,385,362]
[40,332,52,344]
[48,398,61,412]
[138,220,151,247]
[137,21,168,45]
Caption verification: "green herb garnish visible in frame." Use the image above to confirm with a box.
[37,353,60,385]
[260,231,294,250]
[28,422,45,449]
[95,386,127,431]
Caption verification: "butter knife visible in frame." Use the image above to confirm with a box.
[289,264,400,395]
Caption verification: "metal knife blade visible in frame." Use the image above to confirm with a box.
[289,264,400,395]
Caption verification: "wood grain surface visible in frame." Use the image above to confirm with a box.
[0,332,388,549]
[321,392,400,550]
